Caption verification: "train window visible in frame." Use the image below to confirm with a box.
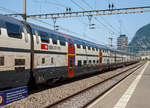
[97,60,99,63]
[89,60,92,64]
[88,46,91,50]
[51,57,54,64]
[68,39,73,46]
[50,34,58,45]
[84,60,87,65]
[6,22,22,39]
[0,57,4,66]
[92,47,95,51]
[93,60,95,64]
[42,58,45,64]
[78,60,82,67]
[15,59,25,65]
[39,31,49,43]
[35,31,39,44]
[83,46,86,49]
[70,58,73,67]
[59,37,66,46]
[77,44,81,48]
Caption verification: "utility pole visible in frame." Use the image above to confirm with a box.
[23,0,27,21]
[109,37,113,48]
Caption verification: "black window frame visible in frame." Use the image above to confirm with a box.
[39,31,49,43]
[88,46,91,50]
[92,47,95,51]
[42,58,45,64]
[15,59,25,66]
[5,22,22,39]
[0,57,4,66]
[84,60,87,65]
[83,45,86,49]
[59,36,66,46]
[77,44,81,48]
[89,60,92,64]
[50,33,58,45]
[93,60,96,64]
[78,60,82,67]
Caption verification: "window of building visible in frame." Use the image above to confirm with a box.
[6,22,22,39]
[78,60,82,67]
[39,31,49,43]
[0,28,1,35]
[96,48,98,51]
[84,60,87,65]
[0,57,4,66]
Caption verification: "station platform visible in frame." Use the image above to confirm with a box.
[87,61,150,108]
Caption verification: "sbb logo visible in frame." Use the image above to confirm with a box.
[0,94,3,104]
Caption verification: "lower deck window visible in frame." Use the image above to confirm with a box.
[78,60,82,67]
[42,58,45,64]
[0,57,4,66]
[15,59,25,65]
[84,60,87,65]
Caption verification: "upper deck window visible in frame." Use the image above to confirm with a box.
[6,22,22,39]
[88,46,91,50]
[59,36,66,46]
[50,34,58,45]
[39,31,49,43]
[83,46,86,49]
[77,44,81,48]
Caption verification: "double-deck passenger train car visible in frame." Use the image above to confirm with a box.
[0,15,140,90]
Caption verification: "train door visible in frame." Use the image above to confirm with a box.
[99,49,103,71]
[67,38,75,77]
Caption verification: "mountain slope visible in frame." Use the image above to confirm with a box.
[129,23,150,52]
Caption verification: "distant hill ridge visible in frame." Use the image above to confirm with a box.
[129,23,150,52]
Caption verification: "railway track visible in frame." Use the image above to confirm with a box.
[45,62,145,108]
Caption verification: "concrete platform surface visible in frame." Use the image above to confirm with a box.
[87,61,150,108]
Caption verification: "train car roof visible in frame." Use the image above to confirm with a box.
[28,20,110,50]
[0,15,137,56]
[0,15,24,27]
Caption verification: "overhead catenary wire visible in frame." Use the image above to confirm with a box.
[0,5,93,42]
[81,0,120,34]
